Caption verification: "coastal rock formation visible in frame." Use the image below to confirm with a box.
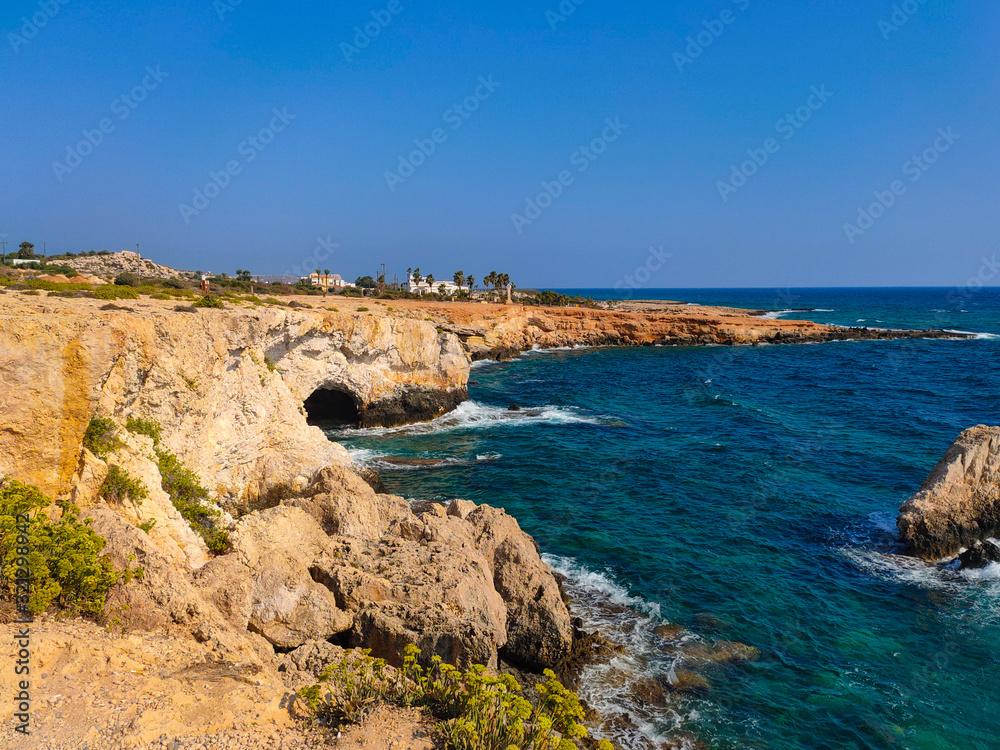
[0,294,468,505]
[62,249,186,279]
[422,301,971,360]
[897,425,1000,560]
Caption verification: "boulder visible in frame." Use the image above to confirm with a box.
[958,540,1000,570]
[317,531,509,670]
[226,506,354,649]
[898,425,1000,560]
[286,464,410,539]
[464,504,574,671]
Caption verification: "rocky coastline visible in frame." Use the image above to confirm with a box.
[0,290,981,749]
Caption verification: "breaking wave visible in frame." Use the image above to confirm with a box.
[334,400,606,438]
[543,554,715,750]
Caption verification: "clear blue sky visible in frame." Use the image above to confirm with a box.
[1,0,997,288]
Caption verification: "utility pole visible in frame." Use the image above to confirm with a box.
[136,243,140,258]
[380,262,386,294]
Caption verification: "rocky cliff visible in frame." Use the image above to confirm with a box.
[0,294,468,505]
[898,425,1000,561]
[421,300,969,360]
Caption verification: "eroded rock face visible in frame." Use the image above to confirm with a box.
[223,506,354,649]
[0,295,468,504]
[898,425,1000,560]
[461,504,574,671]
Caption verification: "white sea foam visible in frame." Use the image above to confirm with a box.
[471,358,500,369]
[334,400,604,438]
[542,554,717,748]
[943,329,999,340]
[756,309,797,320]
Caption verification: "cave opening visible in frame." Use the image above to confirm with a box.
[304,387,361,428]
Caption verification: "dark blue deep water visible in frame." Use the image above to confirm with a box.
[330,289,1000,750]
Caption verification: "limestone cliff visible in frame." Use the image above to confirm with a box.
[0,294,468,504]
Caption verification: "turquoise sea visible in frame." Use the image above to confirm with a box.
[327,289,1000,750]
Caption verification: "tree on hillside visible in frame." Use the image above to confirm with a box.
[236,269,253,282]
[17,241,35,259]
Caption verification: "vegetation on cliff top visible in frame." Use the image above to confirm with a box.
[297,644,613,750]
[0,478,131,618]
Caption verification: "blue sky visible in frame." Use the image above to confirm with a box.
[1,0,997,288]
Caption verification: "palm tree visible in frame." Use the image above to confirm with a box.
[413,268,421,285]
[453,271,465,290]
[427,274,435,289]
[467,276,475,292]
[323,268,330,276]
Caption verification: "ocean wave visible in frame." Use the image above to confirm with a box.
[520,344,593,356]
[333,400,605,438]
[756,310,798,320]
[471,358,500,369]
[543,554,717,749]
[839,544,1000,623]
[943,329,1000,340]
[348,447,504,471]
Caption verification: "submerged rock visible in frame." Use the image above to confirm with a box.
[958,540,1000,570]
[897,425,1000,560]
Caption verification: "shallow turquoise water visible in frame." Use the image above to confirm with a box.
[330,289,1000,750]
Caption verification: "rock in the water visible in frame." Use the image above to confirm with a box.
[958,540,1000,570]
[898,425,1000,560]
[508,403,521,412]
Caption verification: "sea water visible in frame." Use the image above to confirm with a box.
[327,288,1000,750]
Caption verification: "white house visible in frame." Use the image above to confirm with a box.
[404,273,465,296]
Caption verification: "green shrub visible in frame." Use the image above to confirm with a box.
[0,478,121,617]
[99,465,148,505]
[21,290,40,296]
[114,272,139,287]
[263,355,277,372]
[136,285,159,295]
[137,518,157,534]
[83,417,122,459]
[94,285,139,301]
[156,451,229,553]
[125,416,162,445]
[296,645,610,750]
[193,295,225,309]
[161,278,187,289]
[151,293,172,300]
[357,306,369,312]
[21,279,92,292]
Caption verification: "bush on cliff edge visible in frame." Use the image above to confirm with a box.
[0,478,124,618]
[296,644,613,750]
